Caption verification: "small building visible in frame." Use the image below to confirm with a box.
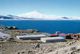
[16,33,50,40]
[41,37,65,43]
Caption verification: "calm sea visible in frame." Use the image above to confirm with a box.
[0,20,80,34]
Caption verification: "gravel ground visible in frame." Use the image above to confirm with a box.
[0,40,80,54]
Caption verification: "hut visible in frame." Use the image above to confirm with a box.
[41,37,65,43]
[16,33,50,40]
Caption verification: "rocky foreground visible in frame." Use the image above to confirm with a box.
[0,40,80,54]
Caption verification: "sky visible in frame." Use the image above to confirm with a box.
[0,0,80,17]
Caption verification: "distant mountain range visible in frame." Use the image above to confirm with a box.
[0,11,80,20]
[0,15,34,20]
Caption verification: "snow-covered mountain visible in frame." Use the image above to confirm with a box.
[17,11,68,20]
[0,11,80,20]
[17,11,80,20]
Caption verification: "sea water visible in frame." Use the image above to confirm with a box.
[0,20,80,34]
